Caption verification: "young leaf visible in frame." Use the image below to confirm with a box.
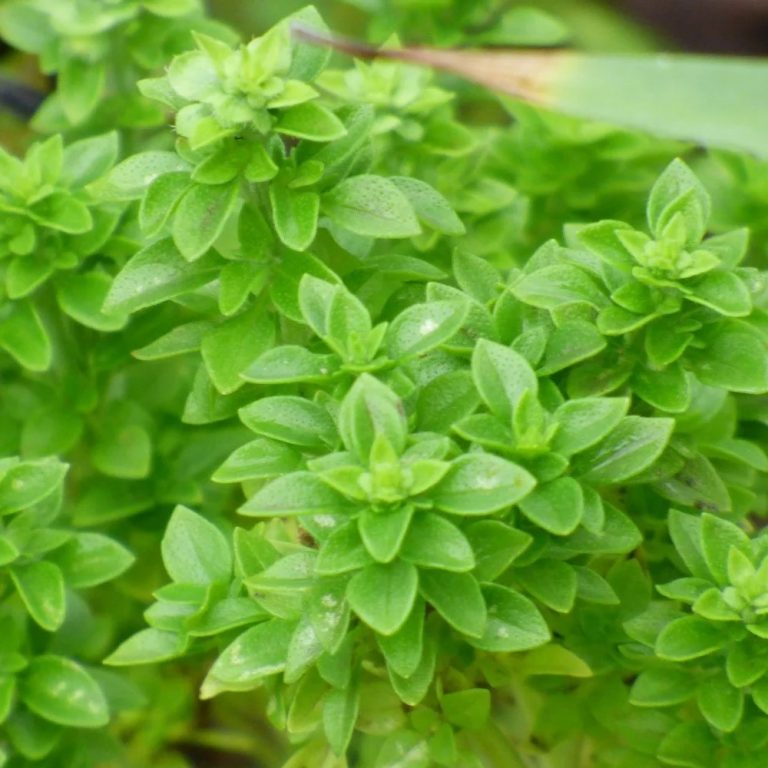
[338,375,407,462]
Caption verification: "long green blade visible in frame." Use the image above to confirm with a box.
[293,25,768,157]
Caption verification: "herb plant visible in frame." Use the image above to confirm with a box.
[1,2,768,767]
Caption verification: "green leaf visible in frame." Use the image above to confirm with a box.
[100,151,189,201]
[323,175,421,238]
[347,560,418,635]
[453,250,501,303]
[538,320,606,375]
[696,671,743,732]
[389,177,465,235]
[377,601,424,679]
[139,171,192,235]
[419,569,486,638]
[213,439,300,483]
[105,628,186,667]
[519,645,592,677]
[315,522,372,575]
[433,453,536,515]
[689,321,768,394]
[0,299,51,371]
[401,512,475,572]
[655,615,732,661]
[658,722,717,768]
[573,416,674,484]
[647,159,710,244]
[54,533,134,589]
[202,306,275,393]
[0,459,66,514]
[700,513,750,586]
[630,667,696,707]
[725,641,768,688]
[132,321,211,361]
[632,364,691,413]
[104,238,221,314]
[60,131,119,187]
[201,620,295,698]
[687,271,752,317]
[386,301,468,360]
[359,506,414,563]
[172,181,239,261]
[239,396,336,449]
[519,477,583,536]
[270,182,319,252]
[441,689,491,730]
[471,584,550,652]
[338,375,407,462]
[55,271,127,332]
[59,58,105,123]
[668,509,711,580]
[276,102,346,141]
[324,682,360,756]
[242,346,337,384]
[21,656,108,728]
[325,284,373,359]
[307,578,350,653]
[513,264,607,310]
[241,471,348,517]
[551,397,628,456]
[375,731,430,768]
[465,520,532,581]
[416,370,480,433]
[389,635,436,707]
[515,559,577,613]
[10,561,65,631]
[471,339,538,422]
[161,506,231,585]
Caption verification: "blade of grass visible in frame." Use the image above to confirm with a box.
[292,24,768,157]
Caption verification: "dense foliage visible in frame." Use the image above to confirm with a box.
[1,1,768,767]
